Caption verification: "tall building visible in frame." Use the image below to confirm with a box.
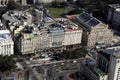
[82,60,107,80]
[108,4,120,30]
[0,21,14,56]
[108,50,120,80]
[74,13,113,47]
[95,48,120,80]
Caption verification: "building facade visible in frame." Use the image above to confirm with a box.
[0,22,13,56]
[108,4,120,30]
[16,18,82,54]
[108,50,120,80]
[82,60,107,80]
[33,0,67,4]
[75,13,113,47]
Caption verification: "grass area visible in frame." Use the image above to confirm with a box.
[47,7,74,18]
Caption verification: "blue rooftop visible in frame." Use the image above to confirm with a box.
[78,13,100,27]
[79,13,92,22]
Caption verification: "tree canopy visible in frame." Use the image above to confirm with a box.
[59,47,87,60]
[7,0,20,10]
[0,55,16,72]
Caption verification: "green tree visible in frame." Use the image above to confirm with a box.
[0,7,7,18]
[0,55,16,72]
[60,47,87,59]
[7,0,20,10]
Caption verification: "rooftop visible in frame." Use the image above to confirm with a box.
[77,13,100,27]
[109,4,120,9]
[0,30,11,41]
[2,11,32,24]
[98,49,113,60]
[21,18,81,36]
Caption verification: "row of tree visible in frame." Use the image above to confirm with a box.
[59,47,87,60]
[51,1,68,8]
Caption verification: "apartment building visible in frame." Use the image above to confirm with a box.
[108,4,120,30]
[74,13,113,47]
[0,22,14,56]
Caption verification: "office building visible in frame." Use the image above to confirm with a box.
[108,50,120,80]
[95,48,120,80]
[82,60,107,80]
[108,4,120,30]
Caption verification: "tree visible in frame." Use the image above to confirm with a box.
[59,47,87,59]
[0,7,7,18]
[7,0,20,10]
[51,1,60,8]
[0,55,16,72]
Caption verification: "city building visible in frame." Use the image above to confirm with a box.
[0,0,9,7]
[95,48,120,80]
[2,11,32,26]
[0,21,14,56]
[2,11,32,36]
[74,13,113,47]
[33,0,67,4]
[97,50,113,74]
[15,18,82,55]
[108,4,120,30]
[0,0,27,7]
[82,60,107,80]
[108,50,120,80]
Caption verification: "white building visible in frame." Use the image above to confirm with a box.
[108,50,120,80]
[0,29,13,56]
